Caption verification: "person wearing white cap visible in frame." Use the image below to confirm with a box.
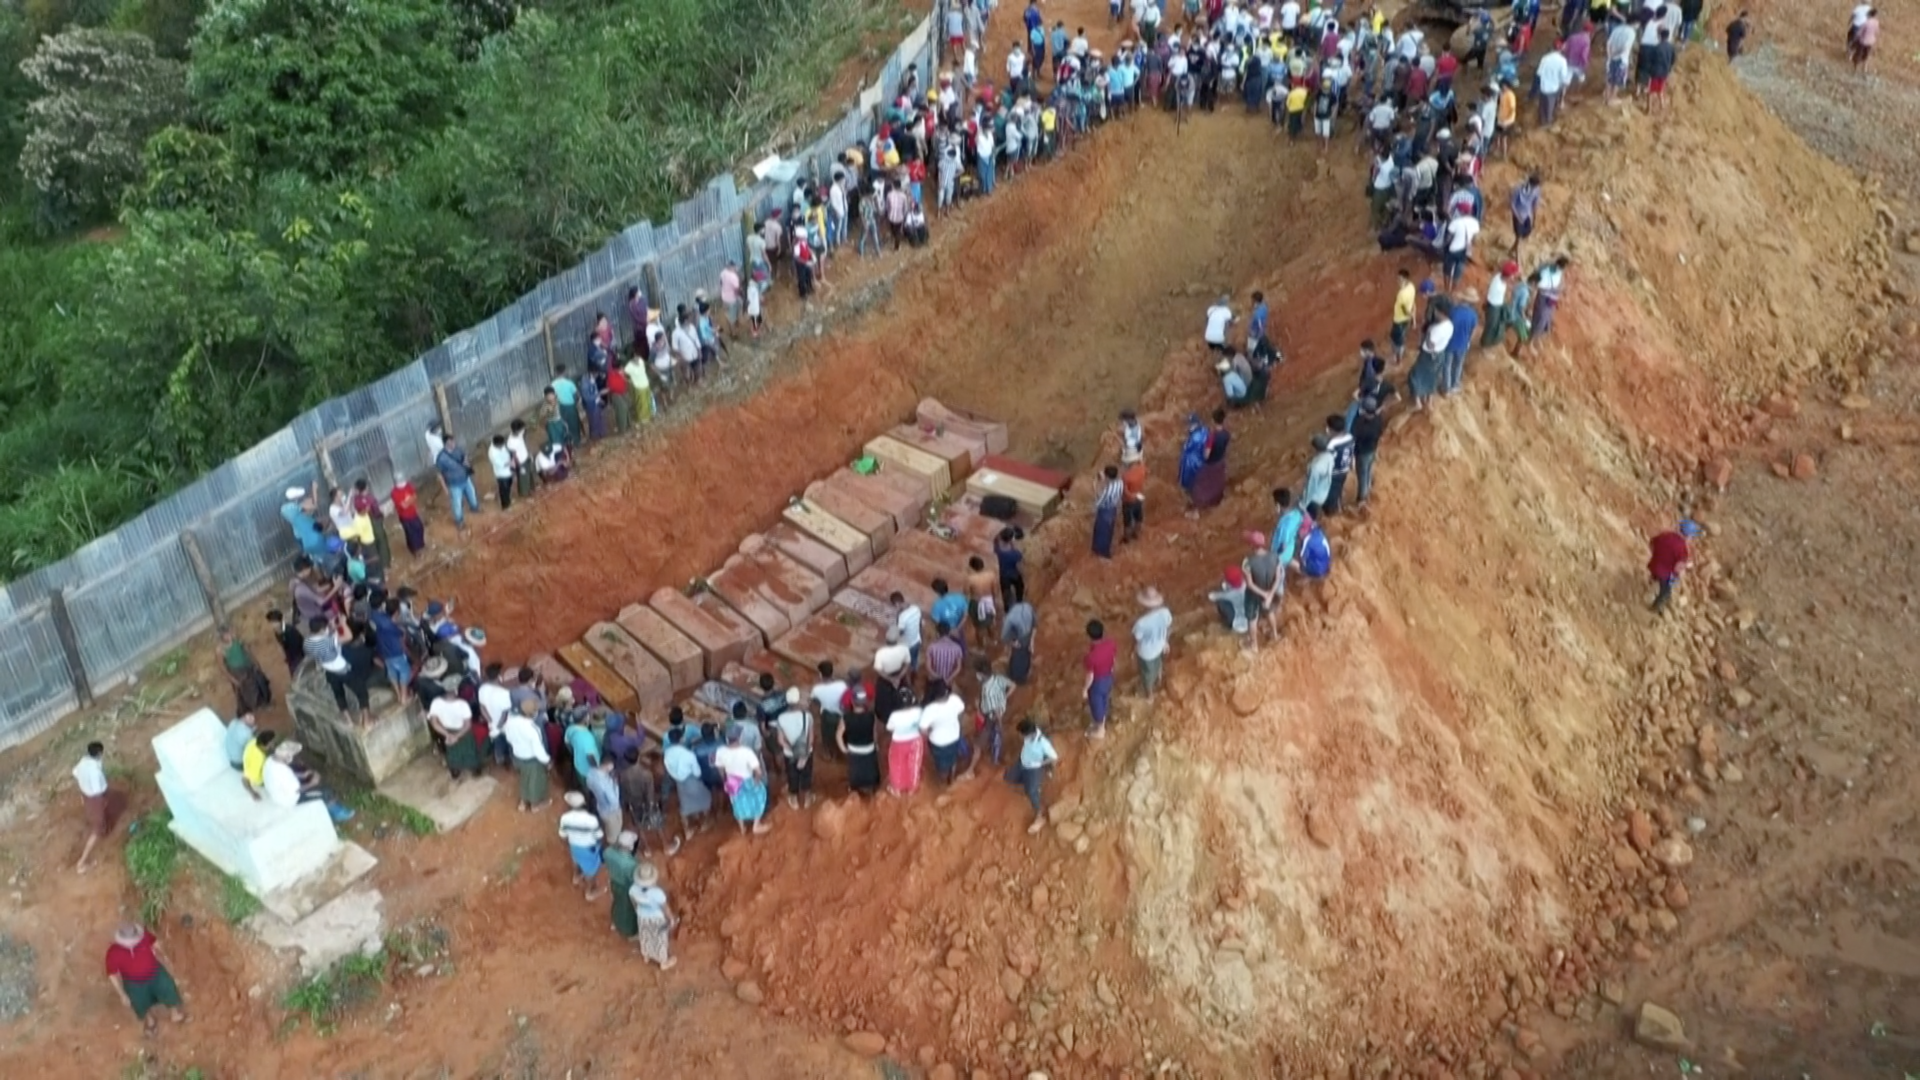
[629,860,677,968]
[774,687,816,810]
[558,790,606,900]
[279,487,327,561]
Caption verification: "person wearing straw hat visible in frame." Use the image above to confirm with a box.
[605,830,641,939]
[558,791,606,901]
[629,860,677,968]
[1648,519,1702,614]
[1131,587,1173,702]
[105,922,186,1035]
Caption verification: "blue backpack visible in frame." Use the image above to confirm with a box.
[1301,524,1332,580]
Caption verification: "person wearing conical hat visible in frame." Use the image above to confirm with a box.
[1131,587,1172,701]
[629,860,677,968]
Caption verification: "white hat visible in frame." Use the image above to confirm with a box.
[563,791,587,808]
[285,487,306,501]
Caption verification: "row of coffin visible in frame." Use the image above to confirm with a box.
[521,399,1067,736]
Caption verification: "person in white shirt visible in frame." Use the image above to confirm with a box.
[1605,17,1637,102]
[1534,43,1570,126]
[427,693,483,779]
[1411,310,1454,409]
[1203,295,1235,353]
[921,684,969,784]
[477,667,513,766]
[773,688,816,810]
[557,791,606,900]
[885,704,926,795]
[1279,0,1300,34]
[809,661,849,758]
[1442,212,1482,288]
[486,435,515,510]
[714,725,771,835]
[73,741,110,873]
[892,593,924,668]
[1007,44,1027,87]
[504,697,552,811]
[1131,587,1174,701]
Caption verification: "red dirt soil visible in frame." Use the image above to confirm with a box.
[3,15,1918,1080]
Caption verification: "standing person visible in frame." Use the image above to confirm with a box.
[427,692,483,780]
[1442,207,1481,289]
[715,726,771,835]
[773,688,816,810]
[1082,619,1118,739]
[1604,14,1635,104]
[1351,397,1387,506]
[1302,433,1334,512]
[1726,10,1751,59]
[487,435,515,511]
[1647,519,1701,613]
[605,830,641,939]
[1535,39,1571,125]
[1324,416,1356,515]
[1509,173,1542,258]
[994,526,1027,610]
[216,625,272,717]
[73,741,111,873]
[1203,294,1235,354]
[663,723,712,841]
[838,685,883,797]
[922,681,969,785]
[1006,718,1060,833]
[974,656,1015,765]
[1482,260,1516,346]
[1120,445,1148,544]
[558,791,606,902]
[550,367,583,447]
[885,700,925,796]
[1131,587,1172,702]
[434,435,480,535]
[504,698,552,812]
[1643,27,1678,110]
[350,478,391,570]
[1242,531,1285,649]
[1528,255,1569,351]
[892,591,924,672]
[964,556,999,650]
[810,661,850,760]
[585,756,624,846]
[1091,464,1124,558]
[390,475,425,559]
[1389,267,1417,363]
[793,233,818,302]
[1445,289,1481,396]
[1185,410,1232,516]
[105,923,187,1035]
[1001,595,1036,685]
[1410,303,1454,409]
[629,861,678,970]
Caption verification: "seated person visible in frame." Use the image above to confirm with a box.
[903,202,930,246]
[1217,356,1251,407]
[241,729,275,799]
[536,443,571,484]
[224,712,258,772]
[260,740,356,823]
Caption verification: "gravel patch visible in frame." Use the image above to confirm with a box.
[1735,44,1920,204]
[0,933,38,1021]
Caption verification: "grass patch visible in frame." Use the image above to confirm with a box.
[216,870,262,925]
[123,812,183,924]
[280,918,449,1035]
[340,789,436,838]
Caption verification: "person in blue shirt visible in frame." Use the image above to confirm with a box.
[1005,718,1060,833]
[1268,486,1306,564]
[370,598,412,700]
[994,526,1026,609]
[433,435,481,532]
[550,366,582,447]
[564,712,601,792]
[1445,290,1480,395]
[280,488,328,560]
[1248,291,1270,350]
[930,578,968,631]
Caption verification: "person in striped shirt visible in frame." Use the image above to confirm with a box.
[974,656,1015,765]
[1091,463,1124,558]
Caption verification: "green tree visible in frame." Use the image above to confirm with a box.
[189,0,460,178]
[17,27,187,229]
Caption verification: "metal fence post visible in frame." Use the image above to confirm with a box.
[47,589,93,708]
[642,262,666,321]
[180,530,227,629]
[541,315,558,379]
[432,381,455,441]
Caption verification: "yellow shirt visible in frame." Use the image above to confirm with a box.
[1286,86,1309,113]
[243,740,267,787]
[1392,282,1416,324]
[1040,108,1057,132]
[1497,88,1518,126]
[1371,12,1385,33]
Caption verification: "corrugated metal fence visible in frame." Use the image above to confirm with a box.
[0,16,935,751]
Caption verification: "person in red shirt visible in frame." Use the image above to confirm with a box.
[390,479,424,558]
[105,922,186,1034]
[1083,619,1119,738]
[1647,520,1701,613]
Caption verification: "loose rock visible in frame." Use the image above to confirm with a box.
[1633,1002,1690,1051]
[844,1031,888,1056]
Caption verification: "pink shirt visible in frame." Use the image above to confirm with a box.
[719,267,741,304]
[1857,18,1879,46]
